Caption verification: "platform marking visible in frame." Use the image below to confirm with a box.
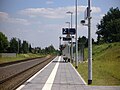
[16,56,58,90]
[70,63,87,85]
[42,56,61,90]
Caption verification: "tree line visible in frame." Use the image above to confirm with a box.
[0,32,58,54]
[1,7,119,53]
[78,36,95,50]
[96,7,120,44]
[78,7,120,48]
[76,7,120,52]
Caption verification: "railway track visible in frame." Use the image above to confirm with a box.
[0,55,55,90]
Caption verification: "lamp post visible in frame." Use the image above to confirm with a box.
[80,0,92,85]
[66,11,73,28]
[65,22,70,29]
[59,36,62,49]
[65,22,71,60]
[17,38,19,54]
[59,36,62,55]
[88,0,92,85]
[75,0,78,68]
[66,11,74,63]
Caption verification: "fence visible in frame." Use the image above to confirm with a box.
[0,53,17,57]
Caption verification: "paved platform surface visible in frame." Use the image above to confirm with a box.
[17,56,120,90]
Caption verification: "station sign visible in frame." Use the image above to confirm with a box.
[69,28,76,35]
[62,28,76,35]
[68,42,76,44]
[62,28,69,35]
[63,37,71,41]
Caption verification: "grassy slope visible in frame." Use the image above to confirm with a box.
[0,53,45,64]
[77,42,120,85]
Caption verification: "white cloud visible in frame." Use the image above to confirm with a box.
[0,6,102,49]
[9,18,30,25]
[19,6,101,19]
[100,14,105,18]
[19,7,65,19]
[0,12,30,25]
[46,0,54,4]
[91,7,101,13]
[0,12,9,21]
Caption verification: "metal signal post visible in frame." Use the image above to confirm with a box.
[75,0,78,68]
[88,0,92,85]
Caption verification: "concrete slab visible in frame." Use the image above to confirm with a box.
[18,56,59,90]
[17,56,120,90]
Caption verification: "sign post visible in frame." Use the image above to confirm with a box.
[75,0,78,68]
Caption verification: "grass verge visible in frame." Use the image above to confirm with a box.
[0,53,45,64]
[75,42,120,85]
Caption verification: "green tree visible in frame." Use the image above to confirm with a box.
[78,36,96,49]
[18,39,22,53]
[78,36,87,50]
[29,44,32,53]
[79,36,87,44]
[0,32,9,52]
[47,45,55,53]
[96,7,120,43]
[9,37,18,53]
[22,40,29,53]
[45,47,49,54]
[40,45,57,55]
[41,48,45,54]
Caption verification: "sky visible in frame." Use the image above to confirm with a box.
[0,0,120,49]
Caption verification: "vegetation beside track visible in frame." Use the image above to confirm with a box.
[0,55,55,90]
[76,42,120,85]
[0,53,45,64]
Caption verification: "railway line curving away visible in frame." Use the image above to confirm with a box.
[0,55,56,90]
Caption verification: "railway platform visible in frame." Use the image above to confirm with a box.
[17,56,120,90]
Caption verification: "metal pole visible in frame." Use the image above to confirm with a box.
[75,0,78,68]
[17,39,19,54]
[88,0,92,84]
[66,22,70,60]
[66,11,73,28]
[59,37,61,49]
[59,37,62,55]
[71,35,73,63]
[71,12,73,28]
[70,12,73,63]
[66,22,70,29]
[66,11,73,63]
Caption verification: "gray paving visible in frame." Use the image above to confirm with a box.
[19,56,120,90]
[20,56,59,90]
[51,57,85,90]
